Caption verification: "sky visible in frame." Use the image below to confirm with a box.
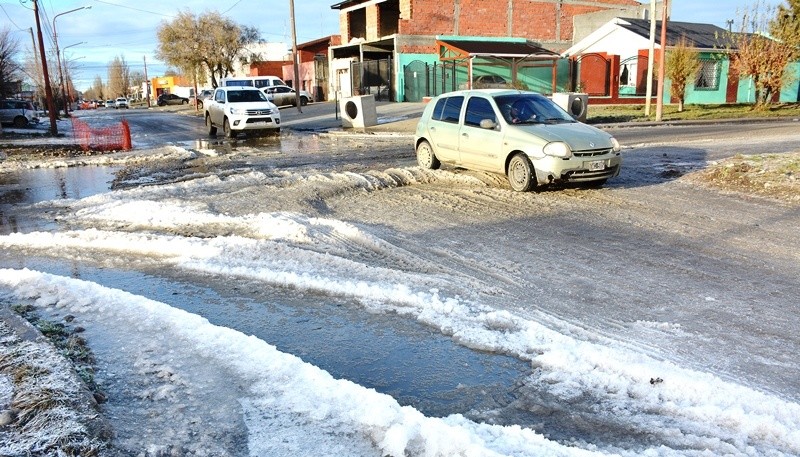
[4,0,792,91]
[0,0,786,91]
[2,138,800,454]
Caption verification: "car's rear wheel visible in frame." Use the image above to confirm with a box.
[206,115,217,136]
[223,118,234,138]
[416,140,440,169]
[12,116,28,128]
[182,99,188,105]
[507,153,535,192]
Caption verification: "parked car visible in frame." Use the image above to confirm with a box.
[414,89,621,191]
[472,75,509,88]
[0,99,39,128]
[262,85,312,107]
[157,93,189,106]
[189,89,214,108]
[105,99,115,108]
[115,97,129,109]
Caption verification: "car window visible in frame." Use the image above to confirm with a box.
[432,98,447,121]
[215,91,226,102]
[495,93,574,124]
[441,96,463,123]
[464,97,497,127]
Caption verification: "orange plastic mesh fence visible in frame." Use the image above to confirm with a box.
[71,118,132,151]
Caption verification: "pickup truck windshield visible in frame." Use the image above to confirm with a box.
[227,90,267,103]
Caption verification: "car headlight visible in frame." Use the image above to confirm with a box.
[229,107,246,115]
[543,141,572,158]
[610,137,621,152]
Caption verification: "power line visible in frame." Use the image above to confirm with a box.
[91,0,174,17]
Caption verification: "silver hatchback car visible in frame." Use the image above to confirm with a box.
[0,99,39,128]
[414,89,621,191]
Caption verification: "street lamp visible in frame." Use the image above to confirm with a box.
[61,42,85,111]
[53,5,91,116]
[64,54,86,108]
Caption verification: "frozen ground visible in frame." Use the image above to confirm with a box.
[1,117,800,455]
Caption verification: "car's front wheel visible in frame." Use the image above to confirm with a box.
[206,115,217,136]
[507,153,535,192]
[300,96,308,106]
[223,118,234,138]
[416,140,440,169]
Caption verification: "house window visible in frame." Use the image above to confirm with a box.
[695,60,720,90]
[619,62,637,87]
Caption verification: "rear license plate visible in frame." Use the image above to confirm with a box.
[587,160,605,171]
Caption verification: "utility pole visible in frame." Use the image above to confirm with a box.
[32,0,57,135]
[645,0,656,116]
[143,55,151,107]
[28,27,43,109]
[655,0,669,122]
[289,0,302,113]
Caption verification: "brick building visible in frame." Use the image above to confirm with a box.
[282,35,342,103]
[329,0,650,101]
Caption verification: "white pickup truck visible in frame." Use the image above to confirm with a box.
[204,86,281,138]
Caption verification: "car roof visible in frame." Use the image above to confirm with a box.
[219,86,259,91]
[433,89,537,98]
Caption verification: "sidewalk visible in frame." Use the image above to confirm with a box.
[281,100,425,136]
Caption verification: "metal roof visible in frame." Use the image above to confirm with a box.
[330,0,363,9]
[438,39,560,59]
[619,18,737,50]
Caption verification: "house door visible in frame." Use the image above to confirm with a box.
[337,69,352,98]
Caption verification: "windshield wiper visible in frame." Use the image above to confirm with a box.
[542,117,574,124]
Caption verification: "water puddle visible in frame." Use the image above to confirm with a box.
[7,256,531,423]
[0,166,119,235]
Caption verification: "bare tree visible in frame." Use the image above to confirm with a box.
[729,2,798,107]
[665,36,702,112]
[107,55,131,97]
[157,10,262,89]
[0,27,21,99]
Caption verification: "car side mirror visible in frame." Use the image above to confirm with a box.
[479,119,497,130]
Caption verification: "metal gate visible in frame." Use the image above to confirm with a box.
[618,55,651,96]
[402,60,460,102]
[351,58,393,101]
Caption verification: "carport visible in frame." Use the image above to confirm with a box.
[436,38,561,92]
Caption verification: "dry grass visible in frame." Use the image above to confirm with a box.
[0,315,108,455]
[683,152,800,205]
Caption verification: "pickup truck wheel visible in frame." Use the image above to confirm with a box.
[206,115,217,136]
[223,118,234,138]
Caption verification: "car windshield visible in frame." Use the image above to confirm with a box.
[495,93,575,125]
[227,90,267,103]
